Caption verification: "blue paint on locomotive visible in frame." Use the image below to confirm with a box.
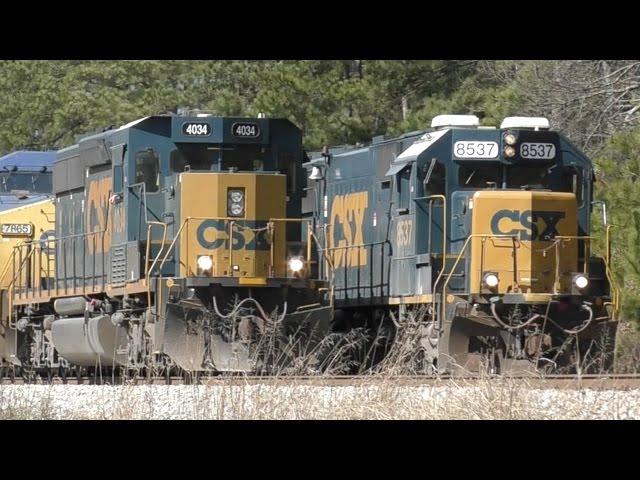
[52,115,306,288]
[0,150,55,212]
[306,122,594,306]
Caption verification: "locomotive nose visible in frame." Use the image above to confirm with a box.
[470,190,578,295]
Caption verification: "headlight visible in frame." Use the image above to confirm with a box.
[197,255,213,272]
[229,203,244,216]
[574,274,589,289]
[229,190,244,203]
[483,273,499,288]
[504,146,516,158]
[227,188,245,217]
[288,257,304,273]
[504,133,517,146]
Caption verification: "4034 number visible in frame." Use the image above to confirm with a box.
[182,122,211,136]
[232,122,261,138]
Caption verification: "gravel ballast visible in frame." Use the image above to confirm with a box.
[2,381,640,419]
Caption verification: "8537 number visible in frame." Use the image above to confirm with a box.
[520,143,556,160]
[453,141,499,159]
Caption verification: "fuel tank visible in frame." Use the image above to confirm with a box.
[50,315,128,367]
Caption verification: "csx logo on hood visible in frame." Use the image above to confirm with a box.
[490,209,565,241]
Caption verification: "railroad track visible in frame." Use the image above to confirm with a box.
[2,374,640,389]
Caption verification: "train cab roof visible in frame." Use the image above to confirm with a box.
[0,150,56,172]
[0,151,55,212]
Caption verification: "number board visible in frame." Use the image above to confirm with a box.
[232,122,261,138]
[182,122,211,136]
[520,142,556,160]
[1,223,33,237]
[454,141,499,159]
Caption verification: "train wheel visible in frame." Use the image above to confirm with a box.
[438,315,503,376]
[25,368,36,384]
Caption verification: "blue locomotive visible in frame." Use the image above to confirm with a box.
[305,115,618,374]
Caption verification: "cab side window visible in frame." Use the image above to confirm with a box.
[278,151,297,195]
[397,166,411,213]
[562,166,584,206]
[135,149,160,193]
[423,161,446,196]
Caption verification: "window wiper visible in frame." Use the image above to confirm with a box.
[465,170,476,185]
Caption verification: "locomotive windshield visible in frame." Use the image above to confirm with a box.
[170,144,269,173]
[0,171,52,194]
[506,164,553,189]
[458,164,501,188]
[457,163,554,190]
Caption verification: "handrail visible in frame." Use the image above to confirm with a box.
[9,191,112,303]
[434,232,618,330]
[148,215,322,323]
[433,234,518,330]
[0,240,22,287]
[554,235,592,274]
[145,222,168,277]
[414,195,448,310]
[309,229,335,308]
[320,239,390,303]
[321,240,389,253]
[145,221,168,319]
[604,225,621,317]
[266,217,314,277]
[7,244,39,318]
[413,194,447,257]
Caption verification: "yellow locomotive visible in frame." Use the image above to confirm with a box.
[0,151,55,370]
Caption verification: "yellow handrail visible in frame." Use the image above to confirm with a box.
[149,216,321,321]
[435,234,518,329]
[604,225,621,317]
[145,221,168,320]
[414,195,448,315]
[0,241,22,288]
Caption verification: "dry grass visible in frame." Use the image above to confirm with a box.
[615,321,640,373]
[3,310,640,420]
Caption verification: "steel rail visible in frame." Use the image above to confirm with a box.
[3,374,640,389]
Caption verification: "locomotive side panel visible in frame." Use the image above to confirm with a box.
[324,144,401,305]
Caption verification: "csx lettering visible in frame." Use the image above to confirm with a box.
[396,220,413,247]
[196,220,269,251]
[328,191,369,268]
[491,209,565,241]
[86,176,112,254]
